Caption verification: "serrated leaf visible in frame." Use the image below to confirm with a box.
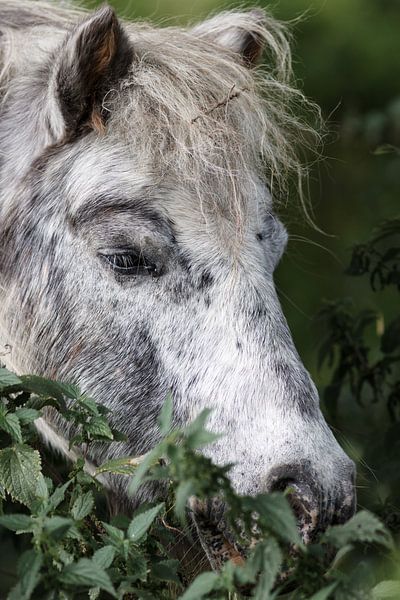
[60,558,116,597]
[0,513,34,532]
[253,537,282,599]
[48,481,72,511]
[372,581,400,599]
[102,522,125,546]
[15,408,40,425]
[322,510,393,549]
[71,491,94,520]
[242,493,301,545]
[129,442,166,495]
[186,429,222,449]
[127,503,164,543]
[86,417,114,440]
[92,545,116,569]
[126,548,148,582]
[19,375,70,405]
[44,516,74,541]
[78,395,100,416]
[179,571,220,600]
[0,412,23,443]
[35,473,49,502]
[0,368,22,390]
[110,428,127,442]
[183,408,212,438]
[95,456,143,477]
[151,558,181,585]
[24,396,62,411]
[175,480,195,523]
[18,549,43,600]
[0,444,41,507]
[158,393,173,435]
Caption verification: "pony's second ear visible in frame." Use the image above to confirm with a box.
[47,5,133,140]
[191,10,267,66]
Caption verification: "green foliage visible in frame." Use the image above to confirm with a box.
[318,220,400,418]
[0,324,399,600]
[314,219,400,597]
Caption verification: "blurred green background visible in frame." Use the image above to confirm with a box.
[88,0,400,517]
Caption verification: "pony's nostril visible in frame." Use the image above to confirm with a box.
[266,465,322,543]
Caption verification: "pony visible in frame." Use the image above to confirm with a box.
[0,0,355,567]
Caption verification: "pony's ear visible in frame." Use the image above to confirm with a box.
[47,5,132,139]
[191,10,267,66]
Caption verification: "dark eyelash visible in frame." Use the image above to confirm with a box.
[100,251,159,277]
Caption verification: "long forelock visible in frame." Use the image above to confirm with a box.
[111,14,321,225]
[0,3,321,227]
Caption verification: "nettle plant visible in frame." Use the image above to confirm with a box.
[0,221,399,600]
[0,366,397,600]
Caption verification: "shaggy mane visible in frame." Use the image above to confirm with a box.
[0,1,321,222]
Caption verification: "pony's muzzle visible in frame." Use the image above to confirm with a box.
[266,462,356,543]
[188,461,356,571]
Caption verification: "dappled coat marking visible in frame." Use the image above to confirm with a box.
[0,0,355,567]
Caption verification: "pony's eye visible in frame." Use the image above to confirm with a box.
[99,250,159,277]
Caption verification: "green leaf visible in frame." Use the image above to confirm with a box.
[242,493,301,545]
[60,558,116,597]
[0,444,41,507]
[183,408,212,437]
[0,513,33,532]
[126,549,148,582]
[19,375,70,405]
[308,582,338,600]
[179,571,220,600]
[43,516,74,541]
[158,393,173,435]
[24,396,62,411]
[35,473,49,502]
[48,481,72,511]
[0,368,22,390]
[129,442,166,495]
[59,383,81,400]
[86,416,114,440]
[102,522,125,546]
[110,428,127,442]
[373,144,400,156]
[95,456,142,477]
[322,510,393,549]
[186,429,222,450]
[15,408,40,425]
[150,558,181,585]
[253,537,282,599]
[182,408,222,448]
[0,412,23,443]
[18,549,43,600]
[92,545,116,569]
[372,581,400,599]
[78,395,100,416]
[175,480,195,522]
[127,503,164,543]
[71,491,94,520]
